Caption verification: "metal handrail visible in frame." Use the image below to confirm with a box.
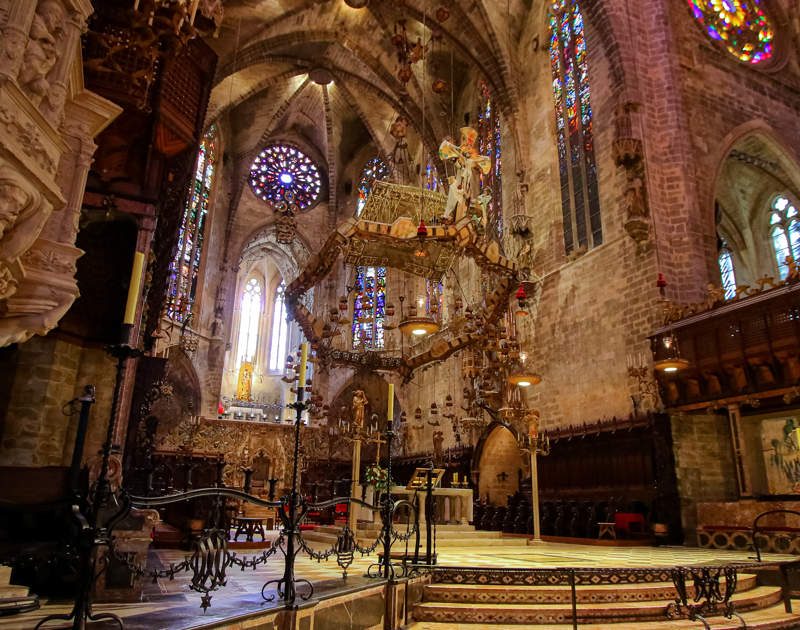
[750,509,800,562]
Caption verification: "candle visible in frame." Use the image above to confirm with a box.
[453,472,459,484]
[123,251,145,325]
[298,342,308,390]
[387,383,394,422]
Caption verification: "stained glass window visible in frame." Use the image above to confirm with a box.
[249,144,322,211]
[769,195,800,280]
[425,160,442,192]
[237,277,262,367]
[718,242,737,300]
[476,81,502,240]
[269,283,288,371]
[167,125,217,322]
[351,266,387,350]
[688,0,774,65]
[356,157,390,216]
[550,0,602,255]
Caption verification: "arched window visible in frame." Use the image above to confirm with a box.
[550,0,601,255]
[688,0,774,65]
[352,266,387,350]
[356,157,390,216]
[769,195,800,280]
[167,125,217,322]
[236,278,263,367]
[476,81,502,240]
[718,241,737,300]
[249,144,322,211]
[269,283,289,371]
[424,160,442,192]
[352,157,389,350]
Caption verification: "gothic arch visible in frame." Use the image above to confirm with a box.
[709,121,800,286]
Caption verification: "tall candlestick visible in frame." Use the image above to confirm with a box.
[387,383,394,422]
[298,342,308,391]
[123,251,145,325]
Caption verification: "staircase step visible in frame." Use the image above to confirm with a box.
[0,585,30,599]
[422,574,759,604]
[412,585,782,624]
[405,602,800,628]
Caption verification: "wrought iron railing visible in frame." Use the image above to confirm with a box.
[1,365,435,629]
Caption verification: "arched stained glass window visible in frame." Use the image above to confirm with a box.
[688,0,774,65]
[718,242,737,300]
[167,125,217,322]
[249,145,322,211]
[476,81,502,240]
[356,157,390,216]
[237,278,263,367]
[424,160,442,192]
[352,266,387,350]
[269,283,289,371]
[770,195,800,280]
[550,0,601,255]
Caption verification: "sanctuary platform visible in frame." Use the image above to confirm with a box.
[6,541,800,629]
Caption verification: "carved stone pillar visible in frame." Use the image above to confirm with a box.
[0,0,120,347]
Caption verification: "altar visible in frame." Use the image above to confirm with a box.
[390,485,473,525]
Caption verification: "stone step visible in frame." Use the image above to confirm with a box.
[0,585,30,599]
[422,574,759,605]
[412,585,782,625]
[301,529,529,548]
[405,602,800,628]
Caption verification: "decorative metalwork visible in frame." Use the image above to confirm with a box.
[667,566,744,629]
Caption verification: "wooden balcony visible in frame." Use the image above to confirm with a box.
[650,283,800,411]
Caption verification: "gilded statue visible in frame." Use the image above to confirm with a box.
[352,389,368,429]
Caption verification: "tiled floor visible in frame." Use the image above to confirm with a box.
[2,535,796,629]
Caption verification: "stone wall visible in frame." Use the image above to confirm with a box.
[0,336,116,467]
[671,413,739,543]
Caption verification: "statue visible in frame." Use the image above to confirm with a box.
[18,0,65,105]
[623,175,646,219]
[433,430,444,464]
[438,127,492,223]
[352,389,368,430]
[236,361,253,401]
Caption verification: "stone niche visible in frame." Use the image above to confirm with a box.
[0,0,121,347]
[477,424,523,506]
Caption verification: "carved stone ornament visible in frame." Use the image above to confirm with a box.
[0,0,119,347]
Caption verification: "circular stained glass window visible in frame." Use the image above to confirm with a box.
[688,0,774,65]
[249,145,322,210]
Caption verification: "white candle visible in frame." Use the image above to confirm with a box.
[123,251,145,325]
[298,342,308,390]
[387,383,394,422]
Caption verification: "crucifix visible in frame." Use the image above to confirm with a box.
[368,428,387,466]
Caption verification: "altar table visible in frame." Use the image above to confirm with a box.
[390,485,473,525]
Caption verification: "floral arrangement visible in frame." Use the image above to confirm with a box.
[365,464,390,491]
